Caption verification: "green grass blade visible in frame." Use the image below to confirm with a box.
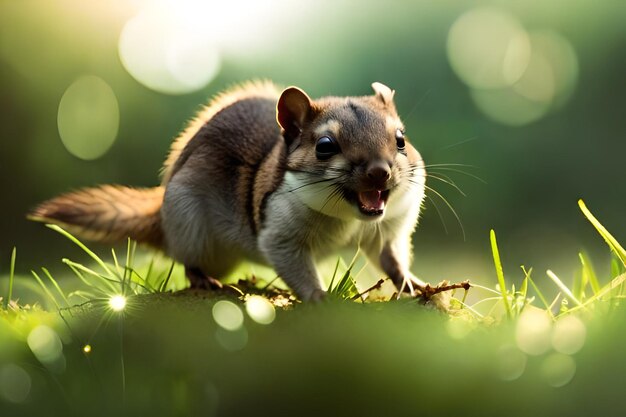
[469,283,501,295]
[611,254,625,278]
[329,266,352,295]
[579,199,626,267]
[63,259,118,293]
[125,268,153,294]
[490,230,511,319]
[578,252,601,295]
[67,290,99,302]
[145,256,156,290]
[524,271,555,318]
[31,270,60,309]
[572,268,584,302]
[67,263,100,289]
[586,273,626,304]
[546,270,584,308]
[328,252,360,299]
[41,268,71,307]
[6,247,16,309]
[335,270,358,299]
[519,269,528,300]
[564,273,626,315]
[46,224,115,277]
[327,257,342,292]
[123,238,133,293]
[112,248,123,279]
[159,260,176,292]
[517,267,529,315]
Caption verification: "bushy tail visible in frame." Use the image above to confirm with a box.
[28,185,165,248]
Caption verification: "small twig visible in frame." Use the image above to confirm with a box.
[415,280,471,301]
[351,278,386,300]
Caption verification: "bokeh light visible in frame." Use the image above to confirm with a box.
[245,295,276,325]
[445,318,473,339]
[447,8,531,89]
[528,30,579,109]
[541,353,576,387]
[57,75,119,160]
[470,83,552,126]
[27,325,64,366]
[515,308,552,355]
[212,300,244,331]
[448,8,579,126]
[552,315,586,355]
[118,5,220,95]
[0,364,31,403]
[117,0,309,94]
[83,344,92,354]
[496,344,527,381]
[215,327,248,352]
[109,295,127,312]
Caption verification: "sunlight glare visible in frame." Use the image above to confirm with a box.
[109,295,127,312]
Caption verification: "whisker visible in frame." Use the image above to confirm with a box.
[427,174,466,197]
[436,136,478,151]
[425,194,449,235]
[303,184,345,244]
[423,184,466,241]
[288,167,351,176]
[423,163,478,169]
[286,173,350,193]
[287,177,338,193]
[404,87,432,120]
[427,167,486,184]
[319,184,344,215]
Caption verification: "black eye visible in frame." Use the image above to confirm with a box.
[395,129,406,150]
[315,136,340,160]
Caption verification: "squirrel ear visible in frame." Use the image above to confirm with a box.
[371,82,395,105]
[277,87,312,140]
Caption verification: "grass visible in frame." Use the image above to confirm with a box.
[0,198,625,416]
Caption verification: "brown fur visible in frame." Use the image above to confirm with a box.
[161,80,280,185]
[252,138,287,232]
[29,185,165,247]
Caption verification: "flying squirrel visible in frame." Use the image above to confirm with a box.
[29,81,427,301]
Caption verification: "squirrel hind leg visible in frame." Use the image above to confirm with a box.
[184,266,224,290]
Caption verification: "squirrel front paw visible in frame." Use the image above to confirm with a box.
[305,288,327,303]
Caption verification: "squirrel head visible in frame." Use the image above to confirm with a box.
[276,82,425,220]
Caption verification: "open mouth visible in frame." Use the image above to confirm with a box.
[356,189,390,216]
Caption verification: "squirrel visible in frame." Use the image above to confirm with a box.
[29,81,427,301]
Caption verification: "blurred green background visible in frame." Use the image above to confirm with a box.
[1,0,624,288]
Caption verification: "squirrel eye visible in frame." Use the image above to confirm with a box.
[315,136,340,160]
[395,129,406,150]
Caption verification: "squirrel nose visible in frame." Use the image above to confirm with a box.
[366,161,391,186]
